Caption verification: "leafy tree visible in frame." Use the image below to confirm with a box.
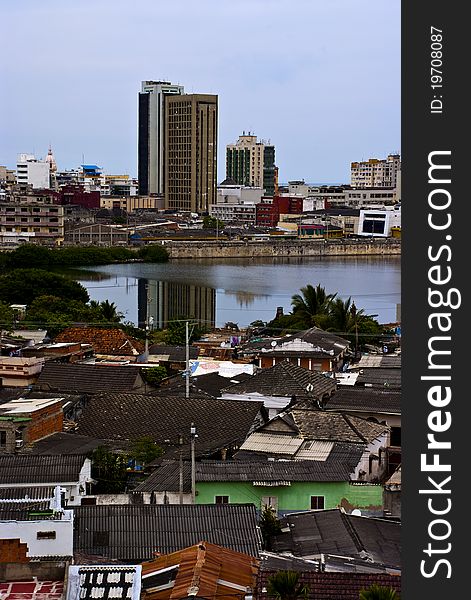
[249,320,266,328]
[142,365,168,386]
[266,571,309,600]
[259,505,282,551]
[24,295,103,337]
[130,435,164,466]
[6,244,54,269]
[359,584,400,600]
[202,215,224,230]
[90,446,129,493]
[163,319,205,345]
[0,301,14,331]
[0,269,89,306]
[137,244,169,263]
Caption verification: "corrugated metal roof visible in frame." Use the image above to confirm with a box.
[195,460,351,482]
[295,440,334,461]
[141,542,259,600]
[239,433,303,455]
[0,454,87,485]
[73,504,261,561]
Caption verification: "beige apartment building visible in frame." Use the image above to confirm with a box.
[164,94,218,214]
[0,202,64,245]
[351,154,401,188]
[226,133,276,196]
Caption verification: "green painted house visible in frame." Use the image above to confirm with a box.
[135,459,383,516]
[194,461,383,516]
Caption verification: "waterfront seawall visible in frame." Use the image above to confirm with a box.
[165,238,401,259]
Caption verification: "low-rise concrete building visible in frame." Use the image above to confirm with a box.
[0,202,64,245]
[0,396,63,453]
[0,357,45,387]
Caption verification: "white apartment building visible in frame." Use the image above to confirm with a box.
[358,206,401,237]
[305,186,398,209]
[209,183,264,225]
[351,154,401,188]
[16,154,50,189]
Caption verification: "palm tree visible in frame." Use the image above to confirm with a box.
[267,571,309,600]
[291,284,336,328]
[359,584,400,600]
[99,300,123,323]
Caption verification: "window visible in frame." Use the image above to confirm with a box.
[310,496,325,510]
[37,531,56,540]
[215,495,229,504]
[261,496,278,513]
[0,431,6,446]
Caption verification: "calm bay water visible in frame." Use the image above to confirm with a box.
[73,256,401,328]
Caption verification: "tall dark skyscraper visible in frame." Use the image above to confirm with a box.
[138,81,184,196]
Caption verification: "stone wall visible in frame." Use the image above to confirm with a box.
[164,238,401,259]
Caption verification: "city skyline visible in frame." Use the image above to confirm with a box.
[1,0,400,183]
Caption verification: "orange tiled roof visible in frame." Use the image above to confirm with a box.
[54,327,144,357]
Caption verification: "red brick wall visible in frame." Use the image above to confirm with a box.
[0,539,29,563]
[25,403,63,445]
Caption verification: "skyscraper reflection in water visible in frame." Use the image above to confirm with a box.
[138,279,216,330]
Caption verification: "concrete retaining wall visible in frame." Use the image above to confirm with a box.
[164,238,401,259]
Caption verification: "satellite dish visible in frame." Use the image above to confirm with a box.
[271,341,277,347]
[306,383,314,392]
[351,509,362,516]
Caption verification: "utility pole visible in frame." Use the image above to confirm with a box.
[185,320,190,399]
[178,433,184,505]
[190,423,197,503]
[144,283,149,361]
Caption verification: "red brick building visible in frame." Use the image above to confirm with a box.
[256,195,304,227]
[0,397,63,453]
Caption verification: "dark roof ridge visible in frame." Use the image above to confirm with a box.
[342,414,367,443]
[339,510,366,554]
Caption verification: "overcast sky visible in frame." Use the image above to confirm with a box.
[1,0,400,184]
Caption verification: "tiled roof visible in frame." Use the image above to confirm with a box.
[356,355,401,369]
[355,368,401,388]
[242,328,349,357]
[54,327,144,356]
[134,459,352,492]
[326,388,401,414]
[257,572,401,600]
[141,541,259,600]
[35,363,145,394]
[148,344,199,361]
[161,372,254,399]
[75,393,264,456]
[73,504,261,560]
[0,454,87,485]
[290,409,389,444]
[271,509,401,569]
[26,432,106,455]
[221,361,336,399]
